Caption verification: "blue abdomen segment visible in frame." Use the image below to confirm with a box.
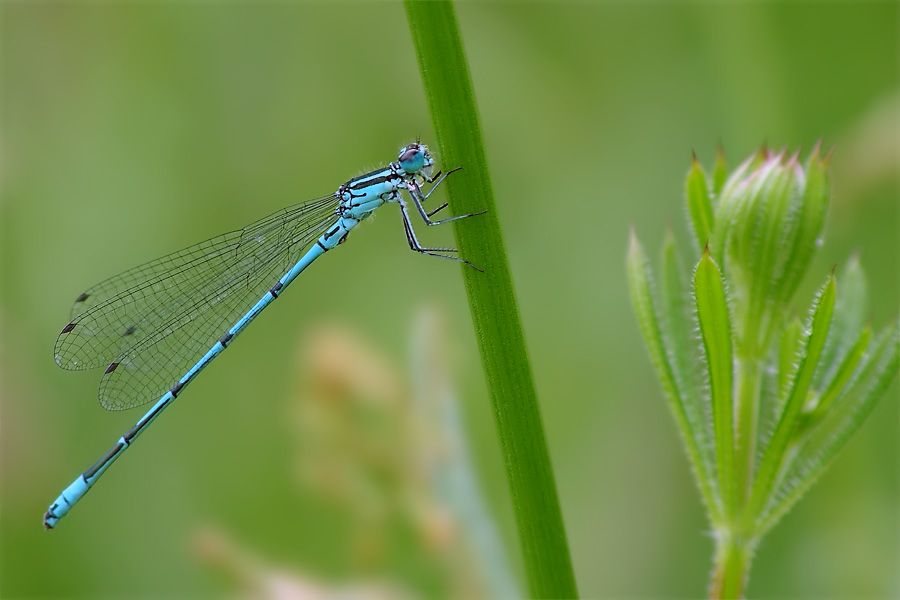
[44,478,87,528]
[43,390,175,528]
[42,222,346,530]
[43,143,444,530]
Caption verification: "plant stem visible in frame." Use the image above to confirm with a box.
[404,3,578,598]
[709,530,756,599]
[733,357,761,516]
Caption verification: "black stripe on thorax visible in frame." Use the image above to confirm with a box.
[347,168,394,190]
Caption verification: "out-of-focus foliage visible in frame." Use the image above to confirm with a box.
[1,3,897,598]
[189,309,517,599]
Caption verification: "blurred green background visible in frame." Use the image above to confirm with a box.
[1,2,897,598]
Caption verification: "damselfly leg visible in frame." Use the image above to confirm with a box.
[407,167,487,226]
[396,167,484,272]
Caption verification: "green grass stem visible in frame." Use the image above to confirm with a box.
[404,3,578,598]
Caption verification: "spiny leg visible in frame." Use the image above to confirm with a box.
[398,199,457,253]
[414,167,483,222]
[427,203,449,218]
[407,178,486,226]
[397,199,483,272]
[415,169,458,216]
[420,167,463,199]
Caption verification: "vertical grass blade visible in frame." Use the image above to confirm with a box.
[404,3,578,597]
[694,248,736,518]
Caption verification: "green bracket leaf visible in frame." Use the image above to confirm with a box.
[816,256,868,390]
[758,321,899,533]
[628,230,721,521]
[747,272,836,523]
[712,145,728,199]
[694,249,735,519]
[662,230,716,483]
[778,317,804,400]
[686,156,714,252]
[808,325,872,422]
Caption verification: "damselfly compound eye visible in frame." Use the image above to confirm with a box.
[398,143,426,174]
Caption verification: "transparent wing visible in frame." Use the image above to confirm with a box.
[55,195,338,410]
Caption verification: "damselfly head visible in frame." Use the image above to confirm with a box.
[398,142,433,175]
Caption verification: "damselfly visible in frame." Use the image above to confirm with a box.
[44,142,481,529]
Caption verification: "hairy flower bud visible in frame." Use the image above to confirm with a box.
[712,146,830,356]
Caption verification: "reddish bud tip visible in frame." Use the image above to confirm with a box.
[810,138,823,159]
